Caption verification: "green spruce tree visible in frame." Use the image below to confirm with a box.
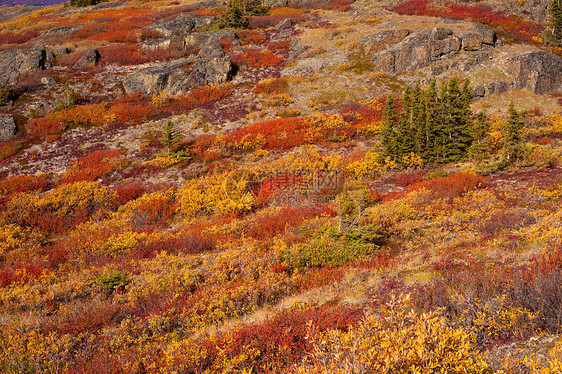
[396,86,414,159]
[501,101,527,163]
[549,0,562,45]
[468,111,490,161]
[161,120,182,154]
[381,95,398,160]
[424,79,440,164]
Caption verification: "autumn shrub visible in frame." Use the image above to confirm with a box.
[269,7,307,15]
[97,44,152,65]
[47,103,108,127]
[245,205,335,239]
[199,305,364,372]
[190,84,233,105]
[185,134,222,161]
[115,183,146,205]
[283,224,382,268]
[114,188,176,228]
[231,50,283,68]
[296,294,489,373]
[176,172,254,218]
[61,149,126,183]
[5,181,118,234]
[266,39,291,52]
[390,0,544,43]
[0,326,75,374]
[406,172,485,201]
[253,77,288,95]
[235,29,268,45]
[0,140,23,161]
[26,118,65,137]
[108,92,157,123]
[0,174,50,199]
[227,114,354,151]
[170,84,233,112]
[0,30,39,46]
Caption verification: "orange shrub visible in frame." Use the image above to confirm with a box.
[232,50,283,68]
[0,174,50,198]
[235,30,267,45]
[407,172,486,201]
[62,149,126,183]
[26,118,65,137]
[0,140,23,161]
[189,85,233,105]
[269,7,307,15]
[170,85,233,112]
[252,77,288,95]
[47,104,107,127]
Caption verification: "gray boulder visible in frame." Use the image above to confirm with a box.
[146,13,216,37]
[0,114,17,141]
[74,49,101,69]
[123,54,234,95]
[0,46,46,86]
[501,51,562,94]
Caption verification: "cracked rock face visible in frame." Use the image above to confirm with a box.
[0,46,46,86]
[370,26,495,73]
[126,31,238,95]
[500,51,562,94]
[0,114,17,142]
[123,54,234,95]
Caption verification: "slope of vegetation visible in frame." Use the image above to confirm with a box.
[0,0,562,372]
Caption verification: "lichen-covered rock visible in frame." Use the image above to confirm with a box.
[123,54,234,95]
[370,27,494,73]
[0,46,46,86]
[74,49,101,69]
[501,51,562,94]
[0,114,17,141]
[146,12,216,37]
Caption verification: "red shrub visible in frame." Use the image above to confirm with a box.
[170,85,233,112]
[245,205,334,238]
[205,305,364,371]
[329,0,354,11]
[406,172,485,200]
[0,174,50,198]
[390,0,544,43]
[227,115,354,150]
[235,30,268,45]
[190,85,233,105]
[115,183,146,205]
[26,118,65,137]
[231,50,283,68]
[62,149,126,183]
[266,40,291,52]
[0,30,39,47]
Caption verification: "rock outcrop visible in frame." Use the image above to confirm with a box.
[146,13,216,37]
[500,51,562,94]
[0,46,46,86]
[0,114,17,141]
[74,49,101,69]
[370,26,495,73]
[123,54,233,95]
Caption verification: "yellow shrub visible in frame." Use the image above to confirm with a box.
[177,172,253,219]
[296,294,489,374]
